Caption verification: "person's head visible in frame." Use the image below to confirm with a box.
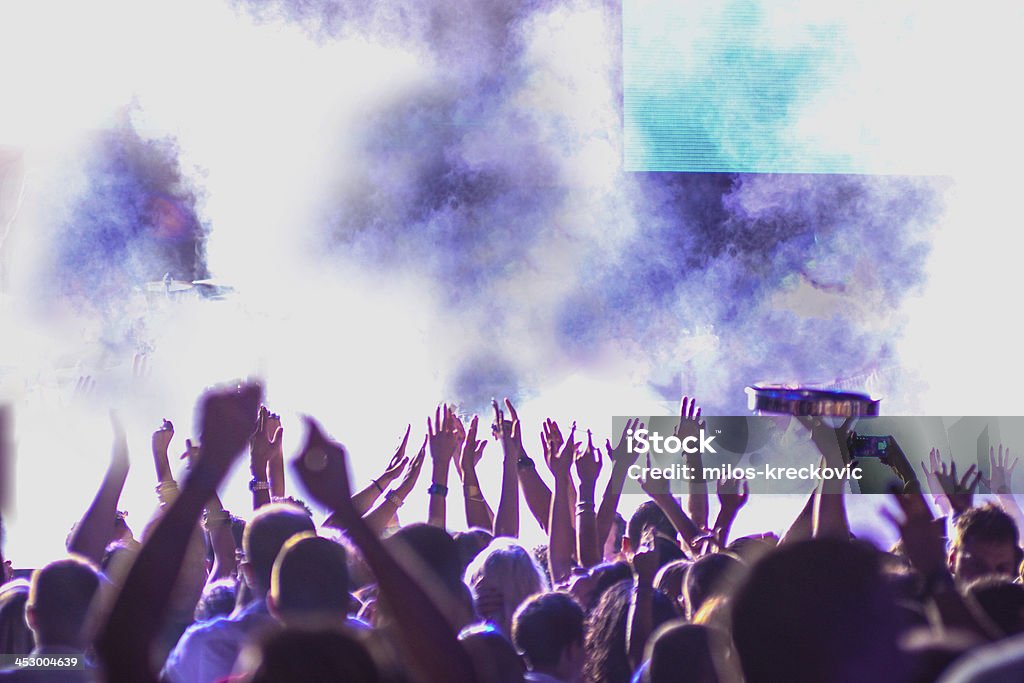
[269,533,350,624]
[0,580,33,656]
[965,576,1024,636]
[624,502,676,557]
[643,622,732,683]
[195,578,238,622]
[455,528,494,575]
[239,623,380,683]
[459,622,526,683]
[584,579,677,683]
[567,561,633,612]
[654,560,691,608]
[384,523,474,628]
[241,503,316,596]
[603,514,627,562]
[465,538,549,635]
[683,553,746,620]
[512,592,585,682]
[26,556,102,649]
[731,539,908,683]
[949,504,1022,583]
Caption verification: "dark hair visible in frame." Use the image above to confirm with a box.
[512,592,584,669]
[385,523,462,591]
[953,504,1020,549]
[247,624,380,683]
[644,622,727,683]
[584,580,677,683]
[683,553,745,619]
[242,503,316,594]
[454,528,494,575]
[271,534,350,618]
[654,560,690,604]
[27,556,102,647]
[627,501,676,550]
[195,578,238,622]
[459,622,526,683]
[731,539,907,683]
[966,576,1024,636]
[0,581,33,655]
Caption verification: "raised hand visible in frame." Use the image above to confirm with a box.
[928,448,981,515]
[379,425,411,486]
[639,451,670,497]
[985,444,1018,494]
[459,416,487,474]
[575,430,603,490]
[249,405,283,477]
[717,476,750,514]
[179,438,201,469]
[631,528,661,587]
[394,437,427,500]
[428,404,459,465]
[198,383,262,474]
[292,417,354,520]
[110,412,130,473]
[674,396,703,442]
[882,487,947,576]
[607,418,644,469]
[796,415,857,467]
[152,419,174,456]
[545,420,576,480]
[541,419,565,472]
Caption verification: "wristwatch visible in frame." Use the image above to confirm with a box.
[249,478,271,492]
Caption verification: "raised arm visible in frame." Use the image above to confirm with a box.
[597,418,643,557]
[350,425,410,517]
[519,431,554,534]
[263,410,286,498]
[248,406,279,510]
[985,445,1024,529]
[798,417,855,540]
[712,476,750,548]
[779,488,817,546]
[639,452,700,549]
[575,431,603,569]
[292,418,478,683]
[546,420,577,584]
[427,405,459,529]
[626,532,659,670]
[96,383,261,683]
[493,399,521,538]
[68,415,130,565]
[677,398,709,532]
[459,416,494,530]
[361,437,427,535]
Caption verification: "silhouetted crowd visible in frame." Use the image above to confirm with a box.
[2,386,1024,682]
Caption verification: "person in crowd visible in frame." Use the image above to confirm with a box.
[512,591,586,683]
[948,504,1023,584]
[465,537,549,635]
[0,581,32,657]
[0,556,104,682]
[162,503,316,683]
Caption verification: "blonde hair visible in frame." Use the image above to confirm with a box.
[464,538,549,635]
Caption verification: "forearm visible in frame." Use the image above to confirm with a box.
[462,469,494,530]
[205,494,236,582]
[576,483,600,569]
[519,466,552,533]
[650,493,699,546]
[97,464,220,683]
[361,493,403,535]
[351,481,384,517]
[152,447,173,484]
[427,460,450,529]
[712,506,738,548]
[596,465,629,554]
[779,489,816,545]
[548,475,574,584]
[687,454,708,530]
[268,455,285,498]
[813,477,850,540]
[69,465,129,564]
[493,455,519,538]
[626,582,654,670]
